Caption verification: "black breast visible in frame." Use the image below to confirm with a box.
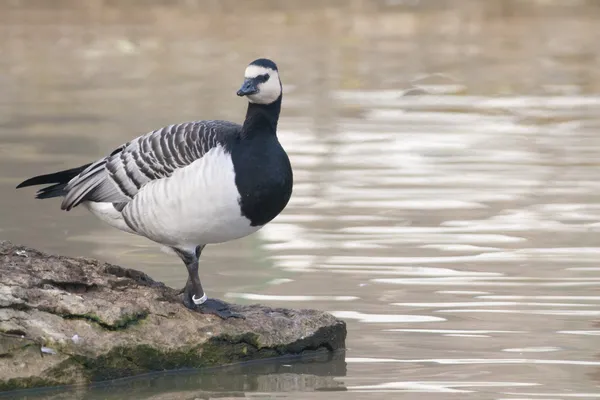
[230,136,293,226]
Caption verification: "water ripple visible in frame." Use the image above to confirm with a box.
[348,381,538,394]
[331,311,445,323]
[347,358,600,366]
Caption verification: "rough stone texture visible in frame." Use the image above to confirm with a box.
[0,241,346,392]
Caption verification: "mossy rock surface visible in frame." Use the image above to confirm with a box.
[0,241,346,392]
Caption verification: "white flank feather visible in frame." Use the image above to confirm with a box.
[84,202,135,234]
[121,145,260,250]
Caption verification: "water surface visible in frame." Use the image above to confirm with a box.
[2,0,600,398]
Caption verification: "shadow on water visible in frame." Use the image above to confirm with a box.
[1,351,346,399]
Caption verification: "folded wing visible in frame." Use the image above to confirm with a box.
[61,120,239,211]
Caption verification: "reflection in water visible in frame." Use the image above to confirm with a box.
[2,0,600,398]
[6,352,347,400]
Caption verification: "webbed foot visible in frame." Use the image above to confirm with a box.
[195,298,245,320]
[182,286,244,319]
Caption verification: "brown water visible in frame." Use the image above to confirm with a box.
[2,0,600,398]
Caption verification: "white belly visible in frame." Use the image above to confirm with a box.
[121,146,261,250]
[84,201,136,235]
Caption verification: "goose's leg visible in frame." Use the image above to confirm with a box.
[176,277,190,295]
[173,245,244,320]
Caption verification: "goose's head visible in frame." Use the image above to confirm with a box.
[237,58,281,105]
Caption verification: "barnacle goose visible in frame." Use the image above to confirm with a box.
[16,58,293,319]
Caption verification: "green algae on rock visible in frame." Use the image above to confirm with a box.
[0,241,346,391]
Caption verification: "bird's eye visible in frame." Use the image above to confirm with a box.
[258,74,269,83]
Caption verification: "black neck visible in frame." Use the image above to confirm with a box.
[241,95,281,139]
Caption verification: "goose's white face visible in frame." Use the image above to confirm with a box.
[241,65,281,105]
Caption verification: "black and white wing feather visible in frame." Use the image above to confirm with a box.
[61,120,240,211]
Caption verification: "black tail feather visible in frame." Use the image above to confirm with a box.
[35,183,68,199]
[16,163,92,199]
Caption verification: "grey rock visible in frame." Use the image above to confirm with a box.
[0,241,346,392]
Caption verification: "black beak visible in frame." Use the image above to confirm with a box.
[237,78,259,97]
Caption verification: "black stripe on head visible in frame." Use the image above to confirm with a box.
[255,73,270,83]
[249,58,278,71]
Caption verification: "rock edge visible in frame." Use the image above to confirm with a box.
[0,241,346,391]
